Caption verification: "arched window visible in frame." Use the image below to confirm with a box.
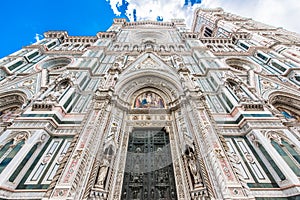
[225,58,253,72]
[160,45,166,52]
[271,139,300,176]
[9,143,38,182]
[0,92,26,124]
[270,61,287,73]
[114,45,120,51]
[269,92,300,122]
[257,142,286,180]
[0,140,13,159]
[17,138,72,188]
[7,60,24,71]
[169,45,175,52]
[123,45,129,51]
[104,145,114,156]
[178,45,185,51]
[282,140,300,165]
[0,132,28,174]
[133,45,139,51]
[37,57,72,71]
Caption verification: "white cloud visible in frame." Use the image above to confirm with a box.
[201,0,300,33]
[106,0,122,16]
[106,0,202,28]
[106,0,300,33]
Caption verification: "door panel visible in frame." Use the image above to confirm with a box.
[121,128,177,200]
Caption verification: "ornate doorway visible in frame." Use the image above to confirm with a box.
[121,128,177,200]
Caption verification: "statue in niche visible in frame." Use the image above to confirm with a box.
[44,80,70,103]
[150,188,155,198]
[132,189,140,199]
[186,147,203,187]
[173,54,184,68]
[122,189,127,198]
[158,188,165,198]
[96,158,110,188]
[38,70,75,102]
[143,188,148,198]
[236,89,251,103]
[226,79,252,103]
[134,92,164,108]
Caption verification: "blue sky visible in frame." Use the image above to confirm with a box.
[1,0,299,58]
[0,0,120,58]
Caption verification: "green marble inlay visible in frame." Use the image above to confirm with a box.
[282,140,300,165]
[216,113,273,124]
[9,144,38,182]
[272,140,300,176]
[0,140,13,158]
[258,143,286,181]
[17,136,72,189]
[225,136,280,187]
[0,141,24,174]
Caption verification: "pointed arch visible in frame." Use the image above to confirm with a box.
[0,131,30,174]
[266,131,300,176]
[268,91,300,121]
[115,53,183,103]
[0,91,27,123]
[35,56,73,71]
[225,57,262,73]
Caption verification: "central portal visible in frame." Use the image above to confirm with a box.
[121,128,177,200]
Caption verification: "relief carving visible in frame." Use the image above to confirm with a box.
[95,158,110,189]
[185,147,203,188]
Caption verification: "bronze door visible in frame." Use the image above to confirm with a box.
[121,128,177,200]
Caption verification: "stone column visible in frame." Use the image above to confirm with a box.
[41,68,49,89]
[188,96,252,199]
[47,90,112,200]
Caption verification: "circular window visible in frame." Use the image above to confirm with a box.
[225,58,256,72]
[36,57,72,71]
[132,31,168,43]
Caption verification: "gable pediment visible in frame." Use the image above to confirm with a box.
[121,52,177,76]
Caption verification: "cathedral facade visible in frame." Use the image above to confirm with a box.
[0,8,300,200]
